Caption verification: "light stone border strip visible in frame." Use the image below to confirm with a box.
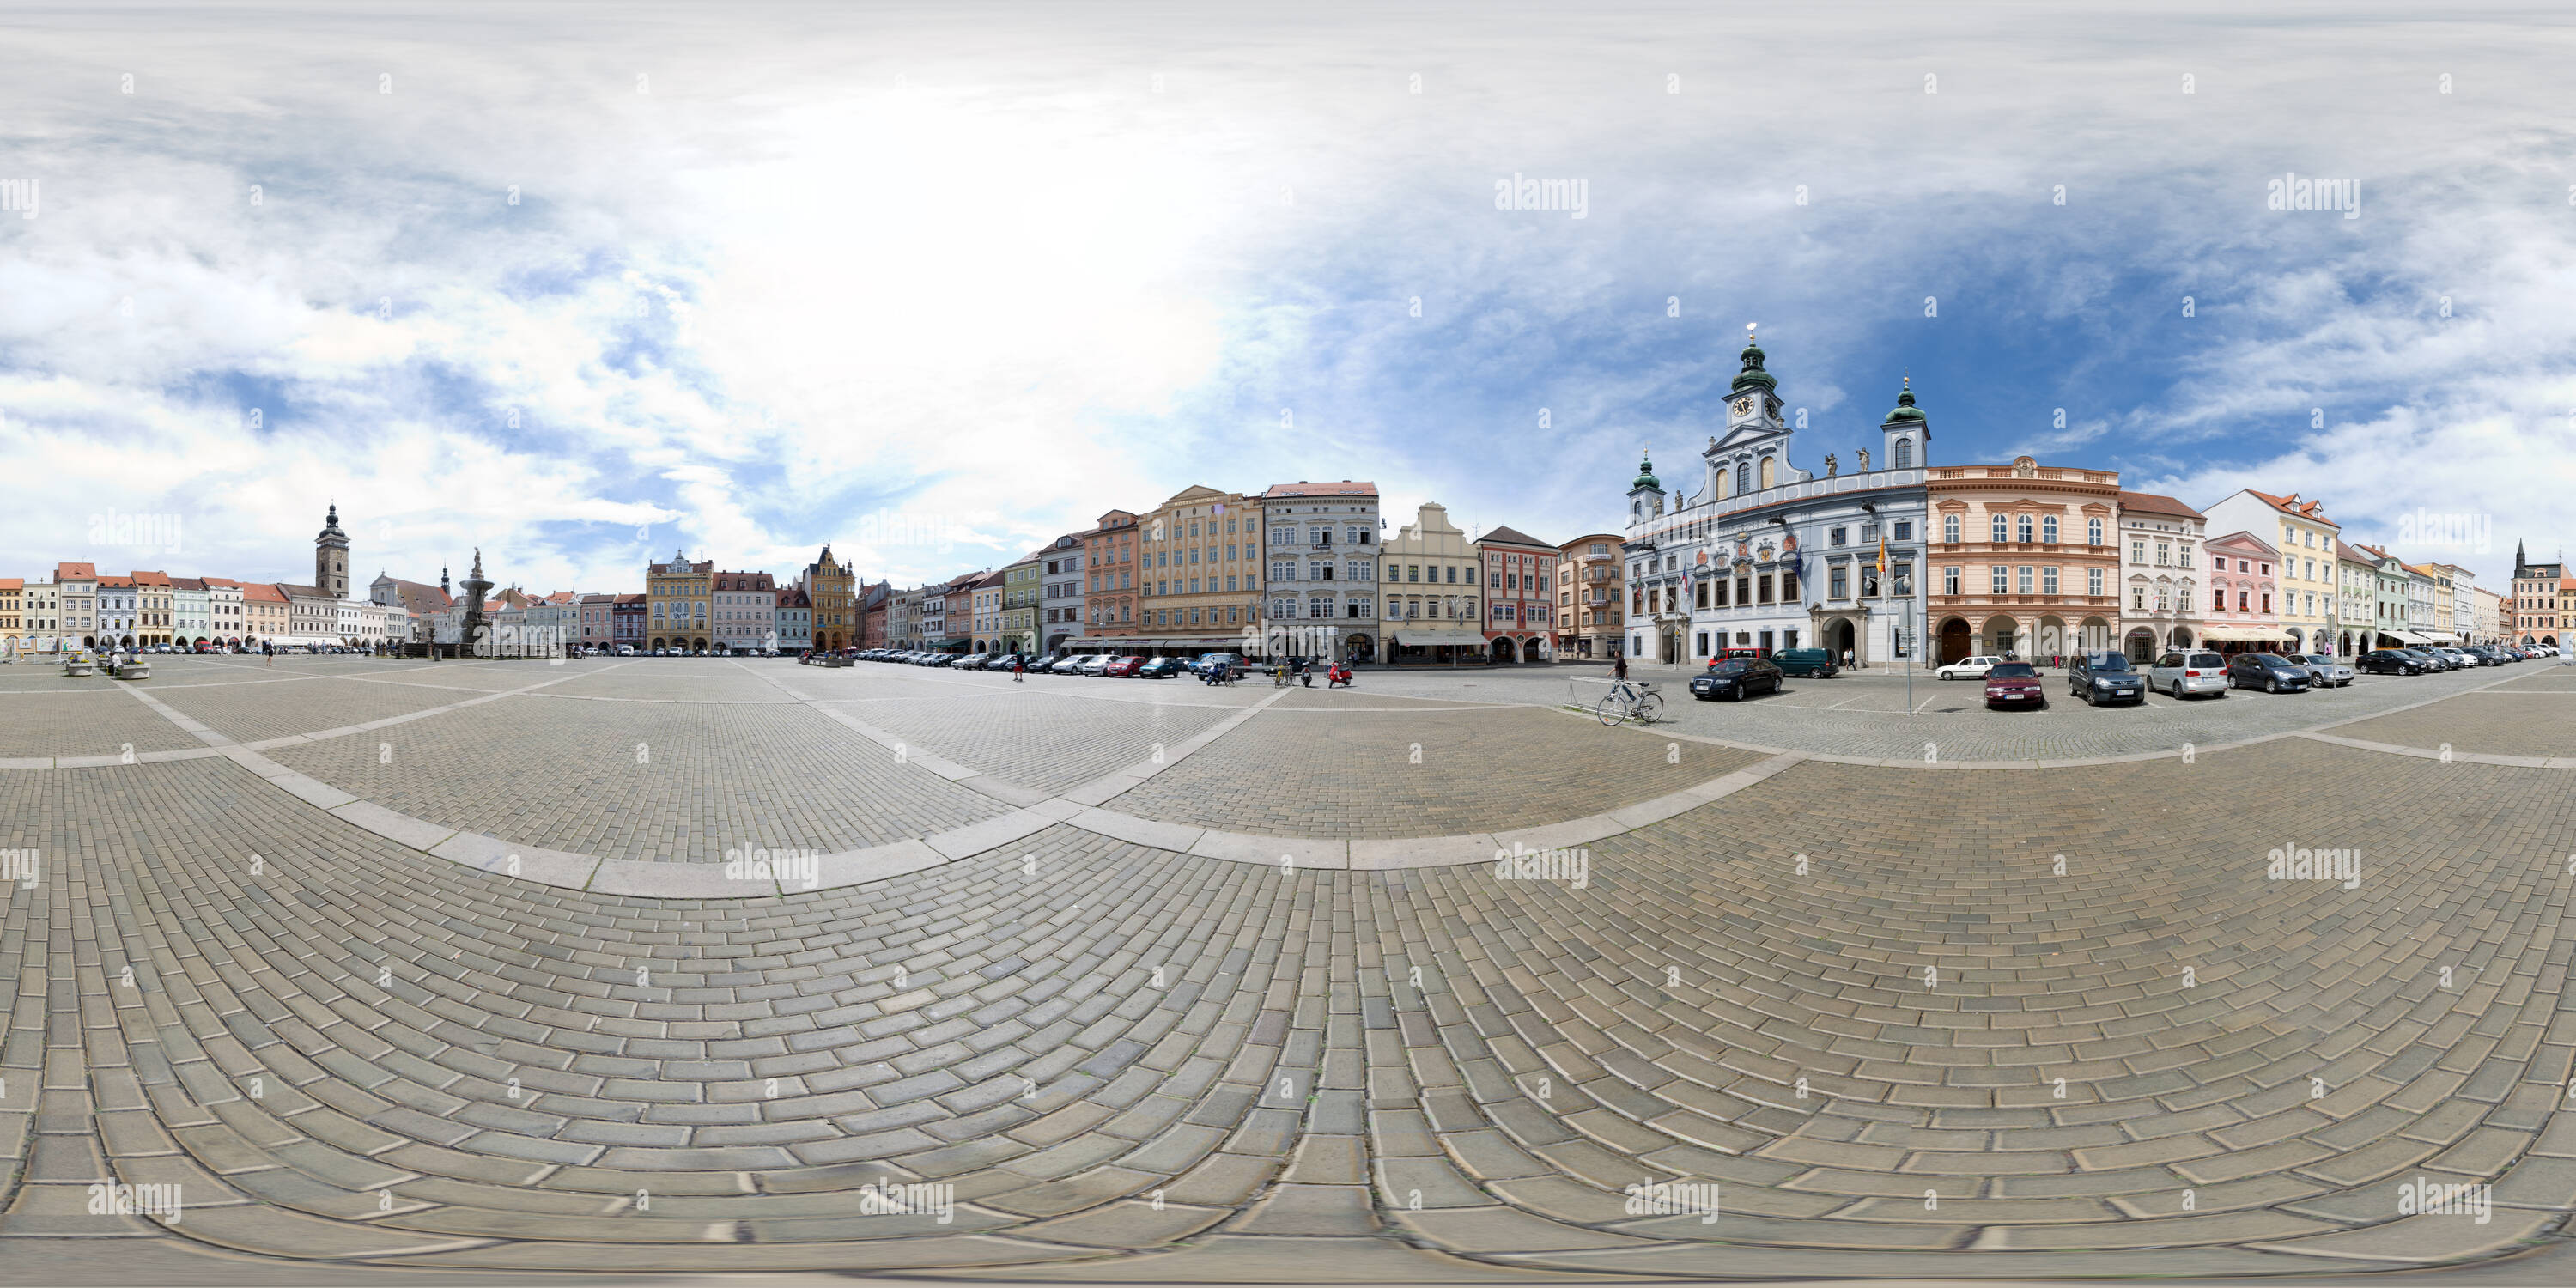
[67,659,2550,902]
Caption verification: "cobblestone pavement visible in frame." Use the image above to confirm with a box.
[1110,708,1769,840]
[267,696,1012,865]
[4,655,2576,1281]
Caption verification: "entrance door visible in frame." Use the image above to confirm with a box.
[1938,618,1971,665]
[1832,619,1856,663]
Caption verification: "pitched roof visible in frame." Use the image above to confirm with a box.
[275,583,329,598]
[56,562,96,580]
[1261,480,1380,500]
[1476,525,1557,550]
[777,586,811,608]
[99,574,134,588]
[2117,490,2202,519]
[169,576,206,591]
[131,570,172,587]
[2244,489,2339,526]
[2334,539,2377,564]
[580,592,617,604]
[615,592,646,605]
[0,579,21,591]
[242,583,288,604]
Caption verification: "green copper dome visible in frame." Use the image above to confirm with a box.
[1883,376,1926,424]
[1729,337,1777,394]
[1632,452,1660,490]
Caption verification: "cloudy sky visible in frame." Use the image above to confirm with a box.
[4,1,2573,593]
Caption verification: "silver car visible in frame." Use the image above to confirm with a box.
[2148,649,2230,698]
[2288,653,2354,687]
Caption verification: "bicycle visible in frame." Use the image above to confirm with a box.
[1595,679,1663,726]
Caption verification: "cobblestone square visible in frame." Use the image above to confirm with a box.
[5,654,2576,1282]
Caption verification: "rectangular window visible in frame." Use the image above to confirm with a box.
[1830,526,1847,546]
[2042,566,2059,595]
[1830,566,1849,598]
[1861,523,1878,544]
[1894,520,1912,541]
[2016,566,2033,594]
[2132,540,2146,564]
[1990,566,2008,594]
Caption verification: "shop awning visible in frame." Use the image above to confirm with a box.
[2196,627,2284,642]
[2406,629,2458,644]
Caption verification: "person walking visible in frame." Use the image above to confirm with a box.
[1613,650,1629,683]
[1012,653,1024,683]
[264,640,274,668]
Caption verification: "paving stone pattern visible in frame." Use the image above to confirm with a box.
[0,690,206,759]
[3,655,2575,1279]
[267,697,1011,863]
[1111,708,1771,840]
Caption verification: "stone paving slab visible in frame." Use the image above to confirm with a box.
[1109,708,1769,839]
[7,653,2576,1282]
[264,696,1011,863]
[0,690,205,758]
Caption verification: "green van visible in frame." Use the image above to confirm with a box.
[1771,647,1840,678]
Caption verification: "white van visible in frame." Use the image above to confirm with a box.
[616,644,635,656]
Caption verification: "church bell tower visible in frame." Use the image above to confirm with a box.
[316,504,351,598]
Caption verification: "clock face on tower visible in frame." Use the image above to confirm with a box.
[1731,396,1754,418]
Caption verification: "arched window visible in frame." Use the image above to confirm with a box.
[1736,462,1751,495]
[1990,514,2008,543]
[1893,437,1912,468]
[1943,514,1959,544]
[2042,515,2059,544]
[1714,471,1728,501]
[2087,518,2104,546]
[1759,456,1776,489]
[2016,514,2034,543]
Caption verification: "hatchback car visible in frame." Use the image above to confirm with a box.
[1068,655,1108,676]
[2148,650,2230,698]
[1138,656,1190,678]
[1103,655,1145,677]
[1690,657,1783,702]
[1983,661,2045,709]
[2357,648,2422,675]
[1936,655,2002,681]
[2067,652,2146,705]
[2287,653,2354,687]
[2227,652,2311,693]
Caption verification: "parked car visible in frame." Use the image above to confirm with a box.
[1073,655,1112,677]
[1690,656,1783,702]
[1982,661,2045,708]
[1936,655,2002,681]
[1771,647,1839,678]
[2397,647,2451,671]
[2227,652,2311,693]
[2067,652,2146,705]
[2356,648,2422,675]
[1194,652,1246,680]
[1103,655,1145,677]
[2287,653,2354,687]
[1138,656,1190,678]
[2148,650,2231,698]
[2433,647,2477,669]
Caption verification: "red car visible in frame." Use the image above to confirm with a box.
[1983,660,2046,709]
[1103,655,1145,677]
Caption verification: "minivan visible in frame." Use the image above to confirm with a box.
[2148,650,2229,698]
[1770,647,1839,678]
